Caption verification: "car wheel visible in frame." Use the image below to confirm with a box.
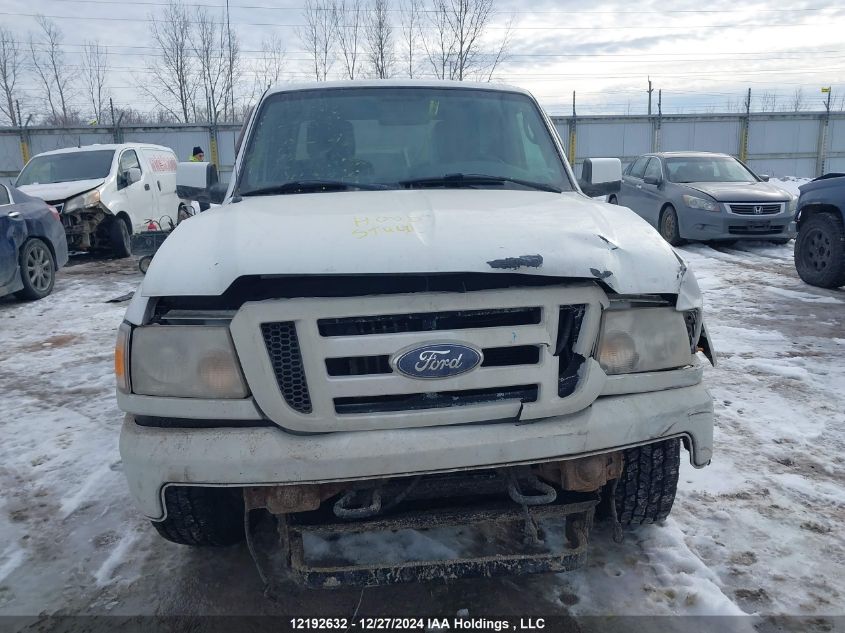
[794,212,845,289]
[14,238,56,301]
[139,255,153,274]
[659,205,684,246]
[608,195,618,205]
[152,486,245,546]
[110,217,132,258]
[599,438,680,528]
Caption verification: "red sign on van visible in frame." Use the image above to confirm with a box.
[149,155,177,172]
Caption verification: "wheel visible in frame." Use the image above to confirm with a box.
[139,255,153,274]
[607,195,618,205]
[14,238,55,300]
[612,438,680,528]
[152,486,245,546]
[109,217,132,258]
[177,204,192,224]
[659,206,684,246]
[794,212,845,289]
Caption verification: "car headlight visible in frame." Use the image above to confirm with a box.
[787,195,798,214]
[597,307,693,374]
[128,325,248,398]
[682,194,718,212]
[64,189,101,213]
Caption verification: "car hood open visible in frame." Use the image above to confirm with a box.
[141,189,696,298]
[683,181,792,202]
[16,179,104,204]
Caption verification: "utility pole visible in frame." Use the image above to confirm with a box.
[655,89,663,152]
[226,0,234,121]
[818,87,832,176]
[568,91,577,166]
[647,77,653,116]
[739,88,751,163]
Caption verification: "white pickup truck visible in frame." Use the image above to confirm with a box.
[116,81,715,587]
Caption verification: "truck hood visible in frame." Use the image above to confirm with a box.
[142,189,694,297]
[684,181,792,202]
[16,179,103,204]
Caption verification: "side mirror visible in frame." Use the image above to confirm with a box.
[643,174,662,186]
[759,174,770,182]
[579,158,622,197]
[127,167,142,184]
[176,161,219,204]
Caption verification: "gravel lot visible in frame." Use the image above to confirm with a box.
[0,241,843,630]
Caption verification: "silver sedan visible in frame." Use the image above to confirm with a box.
[610,151,798,245]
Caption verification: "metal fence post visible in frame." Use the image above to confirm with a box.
[209,124,220,168]
[815,95,831,177]
[739,88,751,162]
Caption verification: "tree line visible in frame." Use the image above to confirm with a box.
[0,0,511,127]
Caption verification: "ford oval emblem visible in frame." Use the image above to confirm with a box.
[394,343,483,379]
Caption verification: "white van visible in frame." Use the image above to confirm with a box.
[15,143,189,257]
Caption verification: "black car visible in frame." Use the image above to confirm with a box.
[794,173,845,289]
[0,184,69,300]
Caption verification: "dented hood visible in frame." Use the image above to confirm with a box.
[142,189,689,297]
[17,179,104,204]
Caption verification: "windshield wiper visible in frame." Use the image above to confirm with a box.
[399,173,562,193]
[239,180,390,196]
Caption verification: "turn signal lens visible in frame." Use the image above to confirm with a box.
[115,322,131,393]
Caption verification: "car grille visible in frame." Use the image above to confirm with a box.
[728,224,785,236]
[235,285,604,432]
[260,322,313,413]
[728,203,782,215]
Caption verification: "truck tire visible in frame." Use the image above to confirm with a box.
[613,438,680,527]
[15,238,56,300]
[152,486,245,546]
[110,217,132,258]
[794,212,845,289]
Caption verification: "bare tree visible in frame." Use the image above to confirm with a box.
[758,90,779,113]
[366,0,394,79]
[337,0,364,79]
[0,26,23,126]
[299,0,339,81]
[790,88,805,112]
[222,20,241,122]
[145,1,196,123]
[399,0,421,78]
[82,40,108,123]
[255,34,286,92]
[29,15,74,124]
[422,0,455,79]
[193,6,229,124]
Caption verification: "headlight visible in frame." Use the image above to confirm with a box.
[682,194,718,212]
[64,189,101,213]
[597,308,693,374]
[787,196,798,214]
[129,325,248,398]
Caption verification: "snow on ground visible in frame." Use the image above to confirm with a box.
[0,239,843,627]
[768,177,811,198]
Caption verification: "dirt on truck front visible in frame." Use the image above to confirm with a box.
[115,81,716,589]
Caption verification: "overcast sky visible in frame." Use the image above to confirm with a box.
[2,0,844,120]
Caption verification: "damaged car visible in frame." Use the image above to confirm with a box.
[116,81,716,588]
[16,143,187,257]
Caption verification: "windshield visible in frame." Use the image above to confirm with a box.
[665,156,757,184]
[16,150,115,186]
[237,87,572,194]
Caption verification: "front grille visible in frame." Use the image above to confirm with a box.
[261,322,313,413]
[558,305,586,397]
[728,224,785,235]
[684,310,699,353]
[318,307,541,337]
[334,385,539,415]
[728,203,782,215]
[325,345,541,377]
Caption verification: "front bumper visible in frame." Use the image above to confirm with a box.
[680,207,797,241]
[120,382,714,520]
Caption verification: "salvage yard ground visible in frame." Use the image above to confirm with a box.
[0,239,843,630]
